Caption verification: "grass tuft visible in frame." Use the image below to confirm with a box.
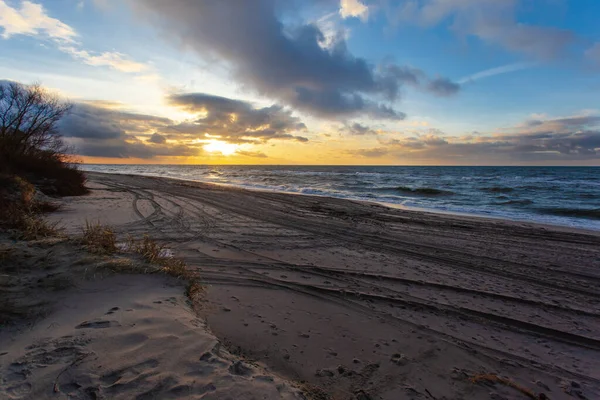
[0,174,61,240]
[82,229,203,303]
[82,221,117,254]
[17,213,60,240]
[134,235,165,263]
[131,235,203,303]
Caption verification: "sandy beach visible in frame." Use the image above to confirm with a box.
[3,171,600,399]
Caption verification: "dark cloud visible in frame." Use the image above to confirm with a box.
[58,91,308,158]
[70,139,197,159]
[345,147,390,158]
[427,78,460,97]
[167,92,309,143]
[351,115,600,162]
[148,132,167,144]
[60,103,200,158]
[343,122,377,135]
[134,0,459,120]
[59,104,171,140]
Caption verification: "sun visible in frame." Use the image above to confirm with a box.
[203,140,238,156]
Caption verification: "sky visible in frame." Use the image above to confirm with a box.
[1,0,599,165]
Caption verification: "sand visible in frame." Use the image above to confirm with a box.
[4,171,600,399]
[0,237,303,399]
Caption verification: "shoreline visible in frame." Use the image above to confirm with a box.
[42,171,600,399]
[85,170,600,236]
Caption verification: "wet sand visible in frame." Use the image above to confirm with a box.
[50,172,600,399]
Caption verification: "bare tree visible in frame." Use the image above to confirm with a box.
[0,81,72,158]
[0,81,86,196]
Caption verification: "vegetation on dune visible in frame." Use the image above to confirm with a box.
[80,225,203,303]
[0,81,87,197]
[129,234,203,302]
[82,221,118,254]
[0,174,60,240]
[0,80,201,307]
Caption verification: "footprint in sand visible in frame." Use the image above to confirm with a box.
[5,382,32,398]
[229,361,253,376]
[76,320,120,329]
[100,359,160,386]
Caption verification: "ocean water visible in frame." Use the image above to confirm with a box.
[82,165,600,231]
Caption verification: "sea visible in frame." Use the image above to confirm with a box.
[82,165,600,231]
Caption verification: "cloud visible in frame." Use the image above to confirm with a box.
[60,46,149,73]
[59,103,197,158]
[0,1,150,75]
[345,147,389,158]
[343,122,377,135]
[237,150,268,158]
[148,132,167,144]
[0,0,76,42]
[167,92,309,143]
[427,77,460,96]
[340,0,369,21]
[58,91,310,158]
[133,0,458,120]
[458,62,535,84]
[350,113,600,162]
[388,0,574,60]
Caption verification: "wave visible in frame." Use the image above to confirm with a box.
[395,186,455,196]
[481,186,514,193]
[497,199,534,206]
[537,207,600,220]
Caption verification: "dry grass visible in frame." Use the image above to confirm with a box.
[131,236,203,301]
[82,221,117,254]
[133,235,165,263]
[0,174,61,240]
[17,213,60,240]
[471,374,546,399]
[82,228,203,303]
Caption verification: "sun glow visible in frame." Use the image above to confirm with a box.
[203,140,238,156]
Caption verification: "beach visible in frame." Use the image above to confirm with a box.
[3,171,600,399]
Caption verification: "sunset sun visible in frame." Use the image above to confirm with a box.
[203,140,238,156]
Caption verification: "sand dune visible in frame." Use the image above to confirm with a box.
[0,236,303,399]
[37,172,600,399]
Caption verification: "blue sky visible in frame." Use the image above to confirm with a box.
[1,0,599,165]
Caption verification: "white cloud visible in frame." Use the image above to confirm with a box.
[0,1,151,75]
[61,46,149,73]
[458,62,535,84]
[0,0,77,42]
[315,12,350,49]
[339,0,369,21]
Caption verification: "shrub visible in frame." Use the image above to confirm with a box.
[0,81,88,196]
